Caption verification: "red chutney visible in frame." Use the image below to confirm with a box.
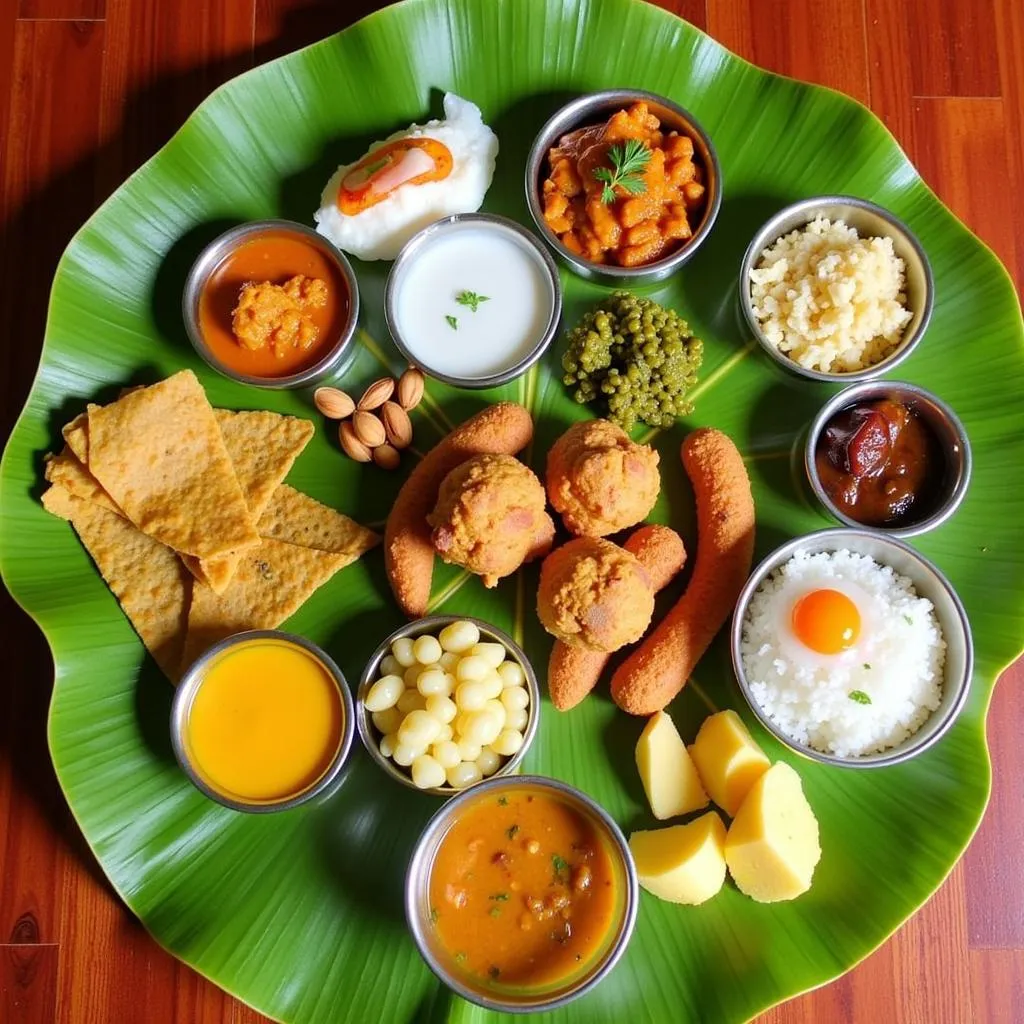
[198,230,349,378]
[428,787,620,990]
[815,398,945,527]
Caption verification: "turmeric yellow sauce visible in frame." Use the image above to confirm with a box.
[428,787,620,990]
[186,639,344,803]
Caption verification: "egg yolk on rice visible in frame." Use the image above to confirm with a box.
[791,588,861,655]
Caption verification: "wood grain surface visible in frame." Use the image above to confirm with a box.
[1,1,1022,1021]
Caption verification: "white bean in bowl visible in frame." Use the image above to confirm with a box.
[358,617,537,792]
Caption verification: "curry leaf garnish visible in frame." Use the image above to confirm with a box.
[489,892,509,901]
[488,966,501,980]
[904,614,914,625]
[454,951,467,963]
[863,663,871,670]
[552,854,569,878]
[848,690,872,705]
[489,906,502,918]
[455,290,490,313]
[445,314,458,330]
[593,139,651,204]
[497,796,508,806]
[506,824,520,840]
[429,906,439,924]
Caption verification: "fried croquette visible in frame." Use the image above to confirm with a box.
[546,419,660,536]
[384,402,533,617]
[611,428,755,715]
[428,454,554,587]
[548,525,687,711]
[537,536,655,653]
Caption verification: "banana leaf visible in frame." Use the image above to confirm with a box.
[2,0,1023,1021]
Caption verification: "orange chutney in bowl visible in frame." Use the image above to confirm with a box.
[198,229,350,379]
[427,785,621,990]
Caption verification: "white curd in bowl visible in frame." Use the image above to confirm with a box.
[387,216,559,384]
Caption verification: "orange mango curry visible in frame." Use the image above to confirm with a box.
[198,229,349,378]
[428,787,619,990]
[541,102,706,267]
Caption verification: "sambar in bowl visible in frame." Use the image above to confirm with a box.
[406,775,637,1012]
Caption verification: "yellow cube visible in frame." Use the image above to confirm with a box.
[635,711,709,820]
[689,709,770,817]
[725,762,821,903]
[629,811,727,905]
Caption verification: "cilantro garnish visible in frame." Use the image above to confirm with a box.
[455,290,490,313]
[592,139,651,205]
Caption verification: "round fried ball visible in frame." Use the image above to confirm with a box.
[546,419,660,537]
[428,454,553,587]
[537,537,655,652]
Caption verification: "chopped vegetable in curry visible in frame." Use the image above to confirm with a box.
[428,788,618,987]
[541,101,706,267]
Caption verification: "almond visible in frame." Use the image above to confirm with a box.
[380,401,413,449]
[372,443,401,471]
[357,377,395,411]
[339,421,372,462]
[314,387,355,420]
[352,409,386,448]
[397,367,425,411]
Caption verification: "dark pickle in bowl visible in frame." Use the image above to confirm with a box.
[428,786,619,991]
[815,397,946,527]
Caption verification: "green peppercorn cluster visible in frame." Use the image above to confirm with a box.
[561,292,704,431]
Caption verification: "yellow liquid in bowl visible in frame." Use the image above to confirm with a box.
[186,639,344,802]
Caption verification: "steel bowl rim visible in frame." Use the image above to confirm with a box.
[804,379,973,538]
[171,629,356,811]
[383,213,562,390]
[523,87,723,284]
[404,773,639,1013]
[356,614,541,797]
[181,218,361,390]
[738,194,935,383]
[729,527,974,769]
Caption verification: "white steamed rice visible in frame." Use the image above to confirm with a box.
[740,549,945,757]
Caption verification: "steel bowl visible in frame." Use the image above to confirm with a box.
[182,219,360,389]
[171,630,355,811]
[384,213,562,389]
[805,380,972,538]
[739,195,934,382]
[525,89,722,285]
[356,615,541,796]
[730,528,973,769]
[405,774,638,1013]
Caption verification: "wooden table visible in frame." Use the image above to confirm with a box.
[1,1,1021,1020]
